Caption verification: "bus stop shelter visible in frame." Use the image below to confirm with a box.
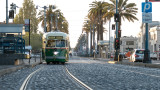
[0,24,26,65]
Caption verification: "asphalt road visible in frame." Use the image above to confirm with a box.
[0,56,160,90]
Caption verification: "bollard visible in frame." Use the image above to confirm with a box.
[35,54,36,62]
[40,53,42,64]
[118,55,119,62]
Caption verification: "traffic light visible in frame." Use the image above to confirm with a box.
[114,38,120,49]
[118,30,121,38]
[9,10,14,19]
[114,13,120,22]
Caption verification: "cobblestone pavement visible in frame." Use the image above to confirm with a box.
[0,56,160,89]
[0,66,41,90]
[67,57,160,90]
[26,65,85,90]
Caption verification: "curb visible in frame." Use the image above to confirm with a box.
[0,62,41,77]
[94,58,160,69]
[0,66,25,77]
[108,61,160,69]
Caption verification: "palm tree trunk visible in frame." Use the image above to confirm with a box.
[100,20,103,40]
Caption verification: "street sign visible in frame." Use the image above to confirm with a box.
[25,19,30,32]
[142,12,152,23]
[149,0,160,2]
[142,2,152,13]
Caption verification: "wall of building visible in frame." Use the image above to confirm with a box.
[120,36,138,53]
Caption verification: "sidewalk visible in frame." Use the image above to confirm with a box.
[0,58,42,77]
[93,57,160,68]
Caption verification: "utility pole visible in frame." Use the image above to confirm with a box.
[6,0,8,24]
[50,14,53,31]
[109,20,111,58]
[44,6,47,32]
[90,24,92,57]
[56,12,59,30]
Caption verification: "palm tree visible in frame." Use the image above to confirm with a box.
[104,0,138,30]
[88,1,108,57]
[88,1,107,41]
[38,5,69,33]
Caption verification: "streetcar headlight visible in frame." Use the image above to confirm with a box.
[54,52,59,55]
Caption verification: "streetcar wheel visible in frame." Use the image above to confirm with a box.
[61,62,65,65]
[52,62,56,64]
[47,62,50,65]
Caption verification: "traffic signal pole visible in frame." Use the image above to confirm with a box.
[114,0,119,61]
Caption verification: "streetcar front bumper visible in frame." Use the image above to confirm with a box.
[46,56,65,60]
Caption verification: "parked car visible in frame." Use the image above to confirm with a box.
[119,53,127,59]
[150,52,157,60]
[129,49,144,62]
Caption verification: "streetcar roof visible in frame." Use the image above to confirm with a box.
[44,31,69,40]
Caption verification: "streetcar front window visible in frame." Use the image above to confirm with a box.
[46,40,56,47]
[46,40,65,47]
[56,40,65,47]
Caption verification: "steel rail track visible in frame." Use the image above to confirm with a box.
[64,66,93,90]
[19,67,42,90]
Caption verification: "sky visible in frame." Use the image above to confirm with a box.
[0,0,160,48]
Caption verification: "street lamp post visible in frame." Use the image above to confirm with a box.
[109,20,111,58]
[36,5,55,32]
[36,5,47,32]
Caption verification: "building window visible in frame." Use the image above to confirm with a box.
[126,41,134,45]
[154,44,156,51]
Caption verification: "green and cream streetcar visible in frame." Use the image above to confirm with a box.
[42,31,69,64]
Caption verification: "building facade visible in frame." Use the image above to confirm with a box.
[149,26,160,52]
[120,36,138,53]
[138,21,160,53]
